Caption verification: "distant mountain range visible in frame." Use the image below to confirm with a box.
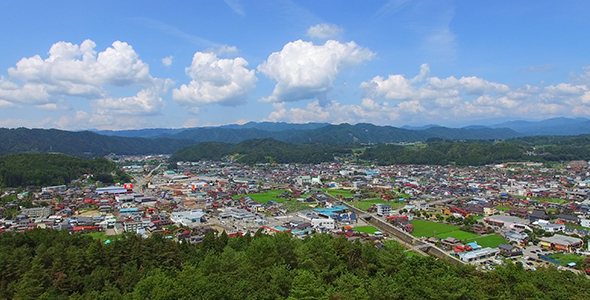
[94,117,590,141]
[94,122,522,144]
[2,118,590,158]
[488,117,590,136]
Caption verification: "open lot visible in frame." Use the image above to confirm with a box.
[411,220,478,240]
[465,235,507,248]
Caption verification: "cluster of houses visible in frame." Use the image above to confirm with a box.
[3,158,590,268]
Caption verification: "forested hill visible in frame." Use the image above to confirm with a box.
[171,135,590,166]
[0,128,195,158]
[0,229,588,299]
[169,139,353,164]
[0,153,130,187]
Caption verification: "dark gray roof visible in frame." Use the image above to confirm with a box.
[498,244,515,251]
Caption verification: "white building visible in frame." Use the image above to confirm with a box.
[171,210,206,227]
[580,218,590,228]
[540,223,565,233]
[311,218,335,230]
[483,215,532,232]
[459,247,499,262]
[376,204,391,217]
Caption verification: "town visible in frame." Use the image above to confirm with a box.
[2,155,590,276]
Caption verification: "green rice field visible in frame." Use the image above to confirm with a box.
[464,235,507,248]
[232,189,292,203]
[411,220,478,240]
[353,226,379,234]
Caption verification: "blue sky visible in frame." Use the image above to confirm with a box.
[1,0,590,130]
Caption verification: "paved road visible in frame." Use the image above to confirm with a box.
[133,163,163,194]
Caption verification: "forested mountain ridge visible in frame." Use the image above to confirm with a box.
[171,135,590,166]
[169,138,353,165]
[0,153,130,187]
[0,229,587,300]
[92,122,523,143]
[169,123,522,144]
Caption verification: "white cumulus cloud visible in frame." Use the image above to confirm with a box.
[162,56,173,67]
[258,39,375,103]
[172,51,257,113]
[0,39,173,118]
[306,23,344,39]
[265,98,426,125]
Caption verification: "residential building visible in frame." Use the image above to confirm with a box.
[376,204,391,217]
[21,207,52,218]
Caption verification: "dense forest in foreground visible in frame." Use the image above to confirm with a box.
[0,229,588,300]
[0,154,130,187]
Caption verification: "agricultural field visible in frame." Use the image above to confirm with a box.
[353,199,405,211]
[353,226,379,234]
[411,220,478,240]
[514,196,568,204]
[564,224,590,231]
[232,189,291,203]
[464,235,507,248]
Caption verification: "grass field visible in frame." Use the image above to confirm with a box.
[87,232,124,243]
[546,253,587,267]
[353,226,379,234]
[464,235,507,248]
[353,199,405,211]
[564,224,590,231]
[515,196,568,204]
[232,190,291,203]
[411,220,478,240]
[496,206,511,211]
[323,189,356,198]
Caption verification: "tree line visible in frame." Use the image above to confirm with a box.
[0,229,588,300]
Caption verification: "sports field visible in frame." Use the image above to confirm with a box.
[464,235,507,248]
[411,220,478,240]
[353,226,379,234]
